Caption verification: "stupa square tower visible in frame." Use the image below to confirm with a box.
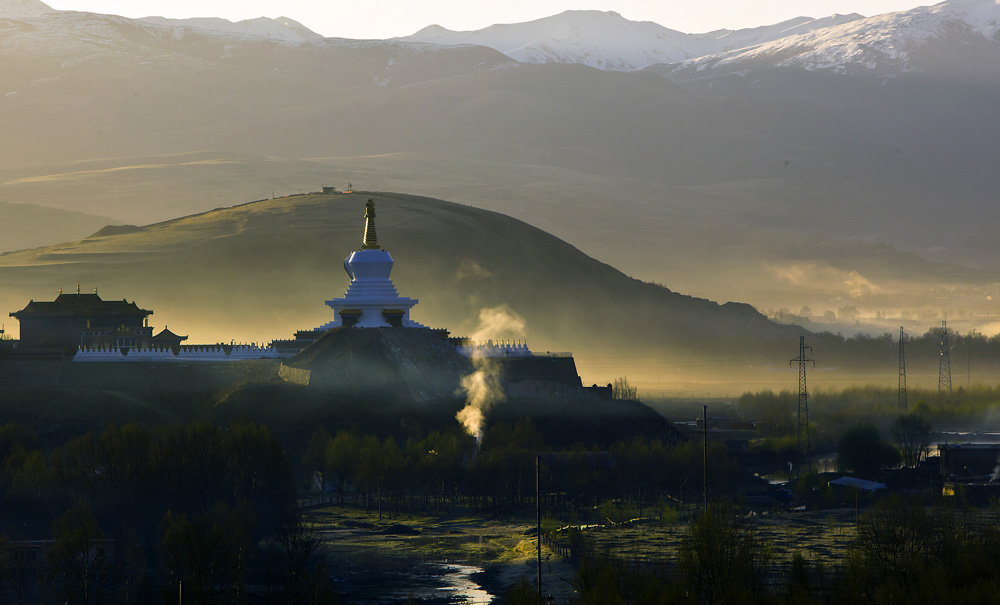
[317,200,425,330]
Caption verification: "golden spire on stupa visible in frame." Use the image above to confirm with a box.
[362,199,380,250]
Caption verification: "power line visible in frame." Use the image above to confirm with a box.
[939,320,952,395]
[898,326,908,412]
[790,336,815,457]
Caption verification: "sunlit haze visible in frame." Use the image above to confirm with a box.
[44,0,933,39]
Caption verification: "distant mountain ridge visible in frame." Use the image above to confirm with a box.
[138,15,323,42]
[0,0,53,18]
[400,10,865,71]
[6,1,997,76]
[4,0,1000,343]
[663,0,1000,77]
[0,0,323,42]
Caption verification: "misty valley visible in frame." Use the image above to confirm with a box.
[6,0,1000,603]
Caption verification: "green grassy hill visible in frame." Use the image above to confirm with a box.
[0,191,803,389]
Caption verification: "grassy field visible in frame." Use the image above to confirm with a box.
[300,502,866,603]
[302,504,578,603]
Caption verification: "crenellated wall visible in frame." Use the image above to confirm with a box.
[456,340,533,358]
[73,344,283,362]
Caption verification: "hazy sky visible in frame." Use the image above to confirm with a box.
[44,1,934,39]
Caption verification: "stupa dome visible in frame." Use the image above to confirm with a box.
[316,199,422,330]
[344,249,394,281]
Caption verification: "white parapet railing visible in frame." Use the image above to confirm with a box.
[223,345,282,360]
[72,347,132,361]
[456,340,533,359]
[73,344,281,362]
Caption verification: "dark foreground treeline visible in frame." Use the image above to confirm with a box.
[300,419,735,520]
[5,414,997,604]
[506,497,1000,605]
[0,421,335,604]
[0,417,737,603]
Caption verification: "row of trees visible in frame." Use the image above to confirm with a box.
[301,420,733,519]
[768,327,1000,372]
[0,415,747,602]
[0,501,333,604]
[0,421,332,603]
[738,385,940,468]
[3,421,296,536]
[836,413,932,475]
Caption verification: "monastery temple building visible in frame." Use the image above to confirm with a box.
[4,200,533,363]
[10,286,185,352]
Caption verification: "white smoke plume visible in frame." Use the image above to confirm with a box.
[456,305,527,444]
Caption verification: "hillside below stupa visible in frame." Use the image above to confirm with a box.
[282,327,472,402]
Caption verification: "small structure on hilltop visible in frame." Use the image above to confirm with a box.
[10,286,153,350]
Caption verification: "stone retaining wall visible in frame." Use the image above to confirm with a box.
[0,360,282,391]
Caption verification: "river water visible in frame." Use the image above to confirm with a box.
[334,559,495,604]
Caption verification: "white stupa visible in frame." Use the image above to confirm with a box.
[316,200,425,330]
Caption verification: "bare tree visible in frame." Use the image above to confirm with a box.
[302,428,332,504]
[891,413,932,468]
[264,514,331,604]
[848,495,945,588]
[678,505,770,603]
[159,502,254,604]
[44,503,115,604]
[0,533,34,604]
[612,377,638,401]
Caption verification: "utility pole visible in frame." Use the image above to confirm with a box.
[790,336,815,457]
[703,405,708,512]
[536,454,542,600]
[939,320,952,395]
[898,327,909,412]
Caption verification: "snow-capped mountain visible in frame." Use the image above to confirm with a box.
[664,0,1000,77]
[138,15,323,42]
[0,0,54,18]
[402,10,710,71]
[701,13,862,52]
[0,0,322,43]
[400,10,865,71]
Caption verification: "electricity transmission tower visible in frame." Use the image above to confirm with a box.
[939,320,952,395]
[898,327,908,412]
[790,336,815,456]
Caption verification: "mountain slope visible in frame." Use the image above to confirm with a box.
[0,192,802,374]
[0,0,53,18]
[661,0,1000,77]
[403,10,709,70]
[3,1,1000,344]
[0,202,118,251]
[702,14,863,52]
[138,15,324,42]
